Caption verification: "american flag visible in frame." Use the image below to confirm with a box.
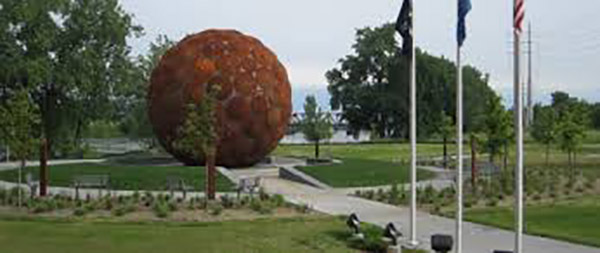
[514,0,525,34]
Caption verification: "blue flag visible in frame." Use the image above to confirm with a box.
[457,0,472,47]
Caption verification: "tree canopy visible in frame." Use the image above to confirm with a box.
[326,23,496,139]
[0,0,142,157]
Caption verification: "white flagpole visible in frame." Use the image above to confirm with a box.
[513,5,524,253]
[409,0,418,247]
[455,43,464,253]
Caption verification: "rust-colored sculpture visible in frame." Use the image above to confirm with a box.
[148,29,292,168]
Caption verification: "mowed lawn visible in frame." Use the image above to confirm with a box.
[0,163,234,191]
[0,217,357,253]
[465,195,600,247]
[298,158,435,188]
[273,143,448,162]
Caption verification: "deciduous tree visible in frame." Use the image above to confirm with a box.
[300,95,333,159]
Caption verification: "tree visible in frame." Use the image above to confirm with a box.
[0,0,141,194]
[482,95,512,164]
[438,112,454,170]
[0,90,39,207]
[118,35,175,146]
[591,103,600,130]
[531,104,557,166]
[300,95,333,159]
[555,104,587,179]
[326,23,496,139]
[172,85,220,200]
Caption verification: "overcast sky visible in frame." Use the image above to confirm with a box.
[121,0,600,108]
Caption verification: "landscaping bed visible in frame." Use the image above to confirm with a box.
[353,165,600,247]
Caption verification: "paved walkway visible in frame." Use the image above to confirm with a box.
[0,159,106,171]
[262,177,600,253]
[256,158,600,253]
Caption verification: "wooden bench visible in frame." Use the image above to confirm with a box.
[166,176,194,199]
[234,177,261,199]
[72,174,110,199]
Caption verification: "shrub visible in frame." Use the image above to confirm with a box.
[31,201,50,214]
[585,178,595,190]
[112,206,127,216]
[0,188,8,205]
[347,224,387,253]
[464,197,476,208]
[376,188,385,201]
[220,195,235,209]
[296,204,311,214]
[250,199,273,214]
[271,194,285,207]
[153,202,169,218]
[423,185,436,204]
[258,187,269,201]
[486,198,498,207]
[132,191,141,202]
[364,190,375,200]
[103,197,114,210]
[208,202,223,216]
[168,201,178,212]
[83,202,97,213]
[73,207,87,216]
[389,184,400,204]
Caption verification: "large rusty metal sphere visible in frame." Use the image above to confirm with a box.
[148,29,292,168]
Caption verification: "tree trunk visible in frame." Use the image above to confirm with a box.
[545,143,550,167]
[18,159,24,208]
[503,141,508,171]
[39,138,49,196]
[73,119,83,147]
[568,151,573,183]
[471,137,477,190]
[443,136,448,170]
[205,149,216,200]
[315,140,320,159]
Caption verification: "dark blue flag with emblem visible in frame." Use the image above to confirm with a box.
[457,0,472,47]
[396,0,412,56]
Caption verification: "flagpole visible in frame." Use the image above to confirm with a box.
[455,43,464,253]
[409,0,418,246]
[513,1,524,252]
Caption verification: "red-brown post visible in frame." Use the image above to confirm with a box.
[206,150,216,200]
[39,138,49,196]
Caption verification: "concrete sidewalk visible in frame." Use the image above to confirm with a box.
[0,159,106,171]
[262,177,600,253]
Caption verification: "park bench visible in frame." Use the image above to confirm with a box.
[72,174,110,199]
[165,176,194,199]
[234,177,261,199]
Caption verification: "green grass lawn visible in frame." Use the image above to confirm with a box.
[465,195,600,247]
[273,143,449,163]
[0,217,358,253]
[0,163,234,192]
[297,158,435,188]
